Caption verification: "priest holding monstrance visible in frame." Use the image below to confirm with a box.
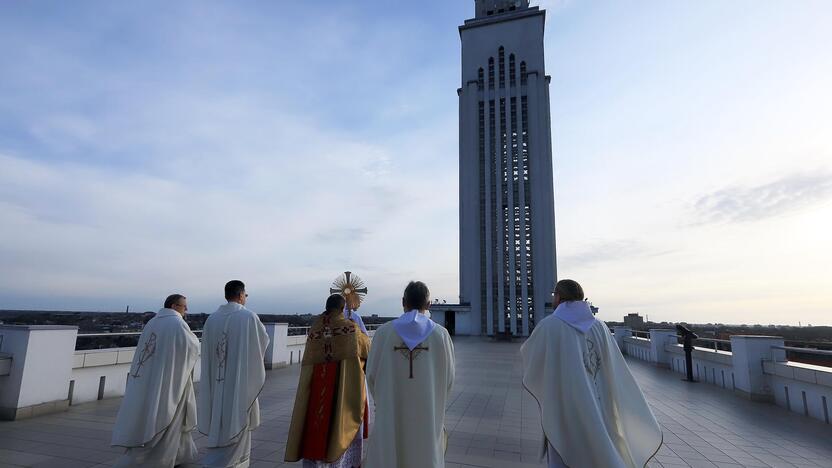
[285,293,371,467]
[521,279,663,468]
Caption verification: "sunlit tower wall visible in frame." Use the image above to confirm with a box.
[458,0,557,337]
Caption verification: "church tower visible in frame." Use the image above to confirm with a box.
[458,0,556,337]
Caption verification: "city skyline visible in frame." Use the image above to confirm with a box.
[1,1,830,325]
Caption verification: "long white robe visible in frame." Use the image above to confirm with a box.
[111,308,200,467]
[521,301,663,468]
[198,302,270,468]
[365,319,454,468]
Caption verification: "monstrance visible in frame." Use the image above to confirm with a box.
[329,271,368,311]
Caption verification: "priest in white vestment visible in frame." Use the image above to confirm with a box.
[198,280,270,468]
[111,294,200,468]
[365,281,455,468]
[521,280,663,468]
[345,306,369,335]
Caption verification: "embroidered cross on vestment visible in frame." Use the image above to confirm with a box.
[393,343,429,379]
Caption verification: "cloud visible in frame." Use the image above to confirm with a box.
[692,172,832,225]
[315,228,371,243]
[559,240,674,269]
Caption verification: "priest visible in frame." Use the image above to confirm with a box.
[198,280,270,468]
[365,281,455,468]
[111,294,200,467]
[285,294,371,467]
[521,279,663,468]
[345,305,369,336]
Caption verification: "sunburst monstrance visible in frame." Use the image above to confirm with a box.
[330,271,368,311]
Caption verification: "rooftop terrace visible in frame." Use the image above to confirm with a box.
[1,337,831,467]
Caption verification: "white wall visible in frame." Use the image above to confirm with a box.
[619,330,832,425]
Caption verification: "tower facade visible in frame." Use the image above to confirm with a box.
[458,0,556,337]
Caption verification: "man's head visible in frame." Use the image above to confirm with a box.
[554,279,584,307]
[325,294,346,314]
[164,294,188,316]
[402,281,431,312]
[225,280,247,305]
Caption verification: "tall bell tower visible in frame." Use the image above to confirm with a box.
[458,1,557,337]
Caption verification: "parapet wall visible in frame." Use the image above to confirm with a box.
[0,323,374,419]
[616,327,832,426]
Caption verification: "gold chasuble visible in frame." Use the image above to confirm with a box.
[285,312,371,463]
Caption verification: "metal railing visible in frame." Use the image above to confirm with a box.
[692,337,732,353]
[773,345,832,357]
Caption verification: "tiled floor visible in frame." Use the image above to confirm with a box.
[0,337,831,467]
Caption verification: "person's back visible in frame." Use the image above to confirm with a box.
[111,294,199,468]
[198,280,269,468]
[365,281,455,468]
[521,280,662,468]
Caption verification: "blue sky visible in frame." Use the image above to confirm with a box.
[1,1,830,325]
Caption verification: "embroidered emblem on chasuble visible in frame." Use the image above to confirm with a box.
[215,332,229,382]
[394,342,429,379]
[130,332,157,378]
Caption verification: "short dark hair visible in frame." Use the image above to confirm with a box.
[225,280,246,301]
[325,294,346,313]
[164,294,186,309]
[555,279,584,302]
[403,281,430,310]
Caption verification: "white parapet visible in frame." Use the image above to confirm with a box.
[648,329,677,367]
[0,325,78,420]
[730,335,786,402]
[264,323,289,369]
[0,321,370,420]
[612,326,632,351]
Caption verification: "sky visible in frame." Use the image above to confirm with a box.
[0,1,830,325]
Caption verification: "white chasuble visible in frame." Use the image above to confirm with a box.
[365,315,455,468]
[198,302,270,467]
[111,308,200,467]
[521,301,662,468]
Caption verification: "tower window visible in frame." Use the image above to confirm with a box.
[488,58,495,90]
[498,47,505,88]
[509,54,516,87]
[478,67,484,90]
[520,61,527,85]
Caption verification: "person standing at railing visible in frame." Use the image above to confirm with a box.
[284,294,371,467]
[199,280,270,468]
[111,294,200,468]
[521,279,663,468]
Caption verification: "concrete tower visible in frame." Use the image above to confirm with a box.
[458,0,556,337]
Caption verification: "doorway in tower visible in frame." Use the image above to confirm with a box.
[445,311,456,336]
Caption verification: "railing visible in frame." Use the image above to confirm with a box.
[75,330,203,350]
[773,345,832,356]
[692,337,732,353]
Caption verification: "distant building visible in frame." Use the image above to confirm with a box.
[624,313,645,329]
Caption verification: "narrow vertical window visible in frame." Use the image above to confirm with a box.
[509,54,516,87]
[498,47,505,88]
[478,67,484,90]
[488,58,495,90]
[520,61,527,85]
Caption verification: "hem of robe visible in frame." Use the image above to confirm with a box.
[522,379,663,468]
[113,391,198,468]
[112,379,198,449]
[199,383,265,448]
[202,424,253,468]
